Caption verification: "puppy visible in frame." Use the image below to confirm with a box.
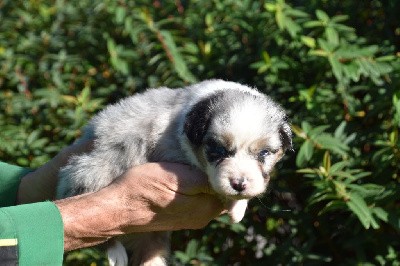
[57,79,292,266]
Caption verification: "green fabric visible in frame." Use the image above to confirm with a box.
[0,162,31,207]
[0,202,64,266]
[0,162,64,265]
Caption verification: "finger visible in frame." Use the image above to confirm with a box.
[186,195,225,229]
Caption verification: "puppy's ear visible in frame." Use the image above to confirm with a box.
[279,117,293,151]
[184,92,222,146]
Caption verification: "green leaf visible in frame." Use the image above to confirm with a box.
[329,161,350,174]
[309,125,330,138]
[174,251,190,263]
[315,133,349,156]
[159,30,197,83]
[302,140,314,160]
[26,130,40,145]
[350,171,372,180]
[296,168,317,175]
[333,23,355,32]
[323,151,331,173]
[346,192,373,229]
[372,207,389,222]
[296,140,314,167]
[316,9,330,22]
[107,37,129,75]
[318,39,336,53]
[334,121,346,139]
[331,14,349,23]
[309,49,329,57]
[230,222,246,233]
[275,10,285,30]
[286,8,308,18]
[285,17,301,37]
[334,171,357,180]
[304,20,323,28]
[185,239,198,258]
[347,183,385,198]
[79,86,91,104]
[264,3,276,12]
[326,27,339,46]
[301,121,312,134]
[308,192,338,207]
[319,200,347,215]
[357,58,380,77]
[342,62,361,82]
[329,56,343,81]
[31,138,48,149]
[301,36,316,48]
[115,6,126,24]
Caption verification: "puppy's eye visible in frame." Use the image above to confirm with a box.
[258,149,273,162]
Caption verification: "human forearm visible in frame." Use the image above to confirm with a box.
[56,191,125,251]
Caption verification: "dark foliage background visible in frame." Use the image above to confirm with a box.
[1,0,399,265]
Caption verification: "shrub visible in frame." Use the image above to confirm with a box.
[1,0,399,264]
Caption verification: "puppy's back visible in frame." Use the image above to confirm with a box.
[57,87,189,198]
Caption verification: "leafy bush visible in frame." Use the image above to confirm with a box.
[1,0,399,265]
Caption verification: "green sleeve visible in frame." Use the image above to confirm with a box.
[0,162,64,265]
[0,202,64,265]
[0,162,31,207]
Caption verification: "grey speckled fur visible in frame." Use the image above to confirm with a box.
[57,87,191,197]
[56,79,291,266]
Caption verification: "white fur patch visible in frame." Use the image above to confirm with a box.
[227,199,249,223]
[188,79,261,102]
[141,256,168,266]
[227,104,266,145]
[107,240,128,266]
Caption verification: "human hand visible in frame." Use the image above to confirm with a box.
[56,162,225,251]
[116,162,225,232]
[17,140,93,204]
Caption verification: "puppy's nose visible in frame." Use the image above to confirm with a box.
[230,177,247,192]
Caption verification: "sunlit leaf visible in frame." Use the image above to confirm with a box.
[296,140,314,167]
[316,9,329,22]
[159,30,197,83]
[347,192,373,229]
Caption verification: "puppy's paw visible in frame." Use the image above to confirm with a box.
[107,240,128,266]
[226,199,248,223]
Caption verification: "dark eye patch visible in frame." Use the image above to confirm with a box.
[205,139,235,164]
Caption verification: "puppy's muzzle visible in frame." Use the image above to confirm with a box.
[230,177,247,192]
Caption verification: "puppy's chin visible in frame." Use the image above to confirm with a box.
[211,183,261,200]
[212,185,265,200]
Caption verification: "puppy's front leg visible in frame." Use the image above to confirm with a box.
[107,240,128,266]
[226,199,248,223]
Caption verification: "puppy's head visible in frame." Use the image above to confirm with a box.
[183,88,292,200]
